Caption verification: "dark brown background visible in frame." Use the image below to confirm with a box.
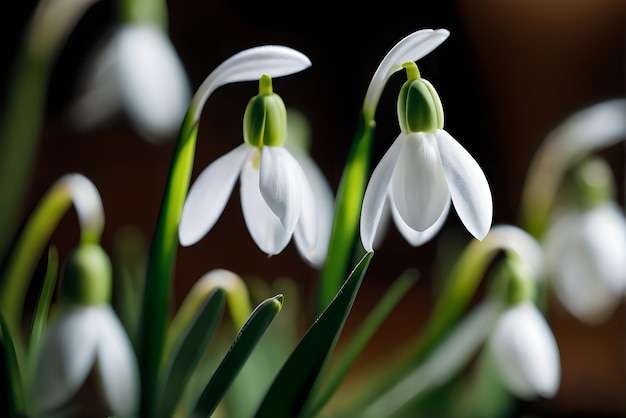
[1,0,625,416]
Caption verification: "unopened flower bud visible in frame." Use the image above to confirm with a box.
[60,244,112,306]
[243,74,287,147]
[397,62,443,134]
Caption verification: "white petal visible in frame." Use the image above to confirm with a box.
[363,28,450,116]
[391,132,450,232]
[391,189,450,246]
[117,24,191,143]
[544,205,626,324]
[34,307,100,413]
[95,306,140,416]
[490,302,560,400]
[191,46,311,123]
[179,144,252,246]
[360,135,405,252]
[240,156,292,255]
[291,151,334,267]
[436,129,493,240]
[259,147,303,233]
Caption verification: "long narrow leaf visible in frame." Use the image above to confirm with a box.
[305,269,418,416]
[156,287,225,418]
[28,246,59,357]
[254,252,373,418]
[0,312,24,417]
[192,294,283,417]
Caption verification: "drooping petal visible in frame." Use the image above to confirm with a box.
[95,306,140,416]
[117,24,191,143]
[179,144,253,246]
[292,163,321,266]
[259,146,303,233]
[360,135,405,252]
[391,132,449,232]
[362,29,450,117]
[391,189,451,246]
[190,46,311,123]
[240,155,292,255]
[34,307,100,414]
[490,302,560,400]
[544,204,626,324]
[436,129,492,240]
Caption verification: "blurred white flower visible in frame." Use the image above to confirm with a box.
[543,202,626,324]
[360,62,492,251]
[33,305,140,417]
[489,302,560,400]
[69,23,191,143]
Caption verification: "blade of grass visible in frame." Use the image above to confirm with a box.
[253,252,373,418]
[192,294,283,417]
[156,287,225,418]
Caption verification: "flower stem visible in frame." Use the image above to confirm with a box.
[137,110,198,417]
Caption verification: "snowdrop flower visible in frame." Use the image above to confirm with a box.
[33,244,139,417]
[490,301,560,400]
[69,23,191,143]
[360,61,492,251]
[543,158,626,324]
[179,75,319,262]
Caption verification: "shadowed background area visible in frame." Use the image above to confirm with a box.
[1,0,624,416]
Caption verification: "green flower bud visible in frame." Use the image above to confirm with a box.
[60,244,112,306]
[565,157,616,210]
[243,74,287,148]
[397,62,444,134]
[489,255,536,306]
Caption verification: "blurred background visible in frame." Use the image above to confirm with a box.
[1,0,624,416]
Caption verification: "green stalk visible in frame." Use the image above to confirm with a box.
[316,113,374,315]
[137,111,198,416]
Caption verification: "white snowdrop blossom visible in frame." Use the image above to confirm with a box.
[360,62,492,251]
[33,305,140,416]
[33,244,139,416]
[490,302,560,400]
[543,202,626,324]
[69,23,191,143]
[179,75,319,262]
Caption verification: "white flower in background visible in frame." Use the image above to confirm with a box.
[34,305,140,416]
[69,23,191,144]
[361,61,492,251]
[490,301,560,400]
[179,75,320,263]
[543,201,626,324]
[33,244,139,417]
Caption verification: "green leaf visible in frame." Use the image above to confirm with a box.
[138,112,198,416]
[305,269,418,416]
[192,294,283,417]
[253,252,373,418]
[316,113,374,315]
[156,287,225,418]
[28,246,58,357]
[0,312,24,417]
